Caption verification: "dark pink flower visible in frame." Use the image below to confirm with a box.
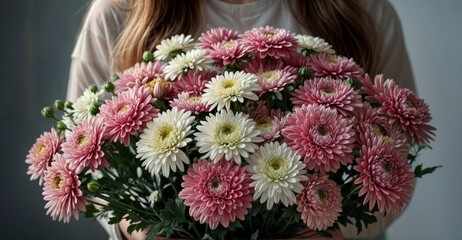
[178,159,253,230]
[98,87,158,146]
[197,27,239,50]
[115,61,166,93]
[244,58,297,95]
[360,74,436,144]
[308,53,363,80]
[297,174,343,231]
[354,137,415,213]
[42,154,87,223]
[26,128,63,185]
[62,118,108,174]
[172,70,215,96]
[291,77,363,116]
[209,39,249,68]
[282,104,355,172]
[241,26,299,59]
[247,101,287,143]
[169,92,210,115]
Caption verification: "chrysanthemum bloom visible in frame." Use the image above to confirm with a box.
[196,27,239,50]
[194,110,262,164]
[42,154,87,223]
[354,137,415,213]
[296,174,343,231]
[296,35,335,55]
[282,104,355,172]
[154,34,195,61]
[202,71,261,111]
[164,49,213,80]
[62,117,108,174]
[308,53,363,80]
[282,52,310,69]
[98,87,158,146]
[70,88,103,124]
[169,92,210,115]
[355,103,410,154]
[136,108,195,177]
[115,61,165,93]
[244,58,297,96]
[291,77,363,116]
[246,142,308,210]
[241,25,299,59]
[360,74,435,145]
[26,128,63,185]
[209,39,249,68]
[247,102,287,142]
[172,69,215,96]
[178,159,253,230]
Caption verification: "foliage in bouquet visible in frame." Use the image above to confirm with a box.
[26,26,439,239]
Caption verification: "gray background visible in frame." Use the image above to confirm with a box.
[1,0,461,239]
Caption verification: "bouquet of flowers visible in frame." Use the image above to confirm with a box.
[26,26,438,239]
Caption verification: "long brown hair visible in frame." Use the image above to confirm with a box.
[115,0,377,74]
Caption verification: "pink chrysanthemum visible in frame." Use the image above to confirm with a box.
[178,159,253,230]
[209,39,249,68]
[241,25,299,59]
[354,137,415,213]
[247,102,287,143]
[282,52,310,69]
[291,77,363,116]
[169,92,210,115]
[115,61,165,93]
[197,27,239,50]
[355,103,410,154]
[282,104,355,172]
[360,74,435,144]
[42,154,87,223]
[308,53,363,80]
[62,118,108,174]
[98,87,158,146]
[296,174,343,231]
[26,128,63,185]
[244,58,297,95]
[172,70,215,96]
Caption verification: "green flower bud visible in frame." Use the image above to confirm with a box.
[110,73,119,81]
[89,84,98,93]
[54,100,65,111]
[41,106,54,118]
[298,66,310,78]
[87,180,100,193]
[89,102,100,115]
[56,121,67,131]
[103,81,115,93]
[142,51,154,62]
[64,101,74,110]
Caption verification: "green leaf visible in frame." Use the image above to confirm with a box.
[250,229,260,240]
[149,198,188,237]
[414,164,442,178]
[84,204,99,218]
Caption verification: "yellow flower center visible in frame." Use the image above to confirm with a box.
[223,41,235,50]
[222,79,236,89]
[317,188,328,204]
[118,104,129,113]
[36,144,47,156]
[187,96,201,104]
[259,70,278,82]
[264,156,287,181]
[52,175,62,190]
[77,134,90,148]
[321,88,334,94]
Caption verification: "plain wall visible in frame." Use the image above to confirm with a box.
[1,0,461,240]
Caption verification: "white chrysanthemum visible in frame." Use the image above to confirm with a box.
[194,110,263,164]
[202,71,261,111]
[70,89,103,124]
[164,49,213,80]
[136,107,195,177]
[153,34,195,61]
[246,142,308,210]
[296,35,335,54]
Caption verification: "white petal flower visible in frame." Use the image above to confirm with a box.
[245,142,308,210]
[194,110,263,164]
[136,107,195,177]
[202,71,261,111]
[296,35,335,54]
[70,88,103,124]
[164,49,213,80]
[153,34,195,61]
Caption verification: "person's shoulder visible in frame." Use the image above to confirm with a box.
[83,0,127,29]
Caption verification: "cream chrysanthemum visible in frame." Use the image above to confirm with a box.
[136,108,196,177]
[194,110,262,164]
[70,89,103,124]
[246,142,308,210]
[296,35,335,54]
[153,34,195,61]
[164,49,213,80]
[202,71,261,111]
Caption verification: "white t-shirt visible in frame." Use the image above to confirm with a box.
[66,0,415,239]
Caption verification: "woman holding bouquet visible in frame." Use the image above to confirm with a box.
[66,0,416,239]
